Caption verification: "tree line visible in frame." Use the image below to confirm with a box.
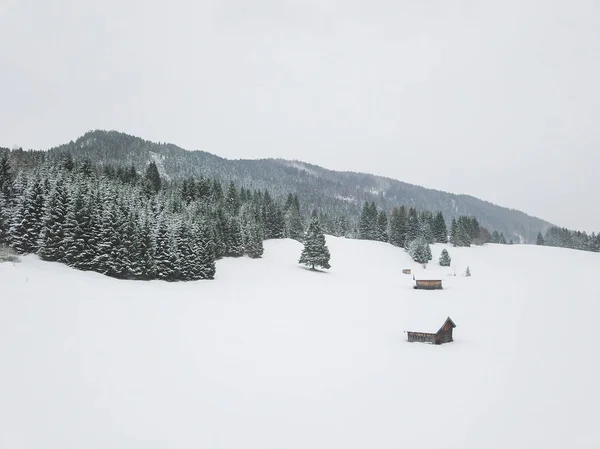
[0,149,508,278]
[537,227,600,253]
[0,153,309,280]
[357,201,499,264]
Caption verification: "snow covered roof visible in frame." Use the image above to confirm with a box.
[405,316,456,334]
[412,271,444,281]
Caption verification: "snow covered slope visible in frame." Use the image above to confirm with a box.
[1,238,599,449]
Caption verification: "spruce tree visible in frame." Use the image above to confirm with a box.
[0,192,10,246]
[407,237,430,265]
[226,182,240,215]
[433,212,448,243]
[536,232,545,245]
[299,216,331,270]
[406,208,421,242]
[377,211,388,242]
[0,154,14,199]
[63,186,95,270]
[133,215,156,280]
[439,249,451,266]
[144,161,162,194]
[155,220,179,281]
[38,178,69,261]
[284,202,305,241]
[10,176,45,254]
[227,216,245,257]
[195,223,216,279]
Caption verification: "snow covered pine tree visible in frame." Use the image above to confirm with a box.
[299,216,331,270]
[439,249,451,267]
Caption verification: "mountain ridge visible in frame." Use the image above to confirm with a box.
[47,129,552,242]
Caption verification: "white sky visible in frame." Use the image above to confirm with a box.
[1,0,599,231]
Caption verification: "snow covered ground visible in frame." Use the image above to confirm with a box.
[1,237,599,449]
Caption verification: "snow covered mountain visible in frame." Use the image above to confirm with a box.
[47,130,552,242]
[1,237,598,449]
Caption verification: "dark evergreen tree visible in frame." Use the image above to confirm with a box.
[406,208,421,242]
[226,182,240,215]
[63,186,95,270]
[377,211,389,242]
[10,176,45,254]
[299,216,331,270]
[132,215,156,279]
[155,220,179,281]
[0,153,14,199]
[433,211,448,243]
[227,217,245,257]
[144,161,162,194]
[194,222,216,279]
[491,230,500,243]
[359,201,378,240]
[284,201,305,241]
[38,178,69,261]
[536,232,545,245]
[388,206,407,247]
[439,249,451,266]
[0,192,9,246]
[407,237,430,265]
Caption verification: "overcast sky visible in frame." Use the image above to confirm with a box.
[1,0,599,231]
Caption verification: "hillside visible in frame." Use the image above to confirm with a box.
[47,130,552,242]
[1,238,599,449]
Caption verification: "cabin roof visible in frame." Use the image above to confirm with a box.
[405,316,456,335]
[412,270,445,281]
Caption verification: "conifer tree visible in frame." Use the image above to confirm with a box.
[0,154,14,200]
[406,208,421,242]
[155,220,179,281]
[536,232,545,245]
[227,216,245,257]
[0,192,9,246]
[377,211,388,242]
[433,211,448,243]
[133,215,156,279]
[299,216,331,270]
[407,237,430,265]
[465,266,471,277]
[491,230,500,243]
[439,249,451,266]
[284,201,305,241]
[388,206,407,247]
[226,182,240,215]
[38,178,69,261]
[144,161,162,194]
[63,186,95,270]
[10,176,45,254]
[195,223,216,279]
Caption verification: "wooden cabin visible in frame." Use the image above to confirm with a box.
[414,279,443,290]
[407,317,456,345]
[402,269,412,275]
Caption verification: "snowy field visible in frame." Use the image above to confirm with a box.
[1,237,600,449]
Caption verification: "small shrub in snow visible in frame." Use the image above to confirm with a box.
[465,266,471,277]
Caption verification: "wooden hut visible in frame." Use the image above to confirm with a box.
[414,279,443,290]
[407,317,456,345]
[402,268,412,275]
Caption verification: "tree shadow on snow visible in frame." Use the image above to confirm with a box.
[298,266,329,274]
